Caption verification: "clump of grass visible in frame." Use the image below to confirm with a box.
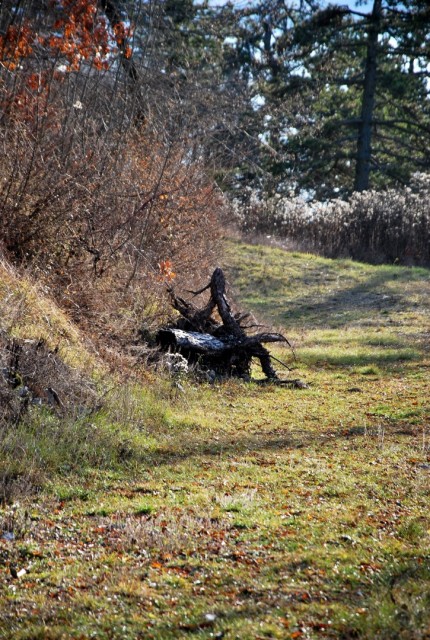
[0,259,97,373]
[396,518,427,543]
[0,382,172,503]
[98,510,234,557]
[134,504,154,516]
[53,486,91,503]
[217,489,259,514]
[356,365,381,376]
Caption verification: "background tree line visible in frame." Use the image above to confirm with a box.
[208,0,430,200]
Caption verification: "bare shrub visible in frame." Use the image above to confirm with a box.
[0,3,225,349]
[0,335,97,412]
[234,175,430,266]
[0,75,223,332]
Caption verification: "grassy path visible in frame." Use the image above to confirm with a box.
[1,242,430,639]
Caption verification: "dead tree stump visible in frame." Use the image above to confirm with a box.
[156,267,292,381]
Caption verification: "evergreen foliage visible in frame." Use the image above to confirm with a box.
[213,0,430,199]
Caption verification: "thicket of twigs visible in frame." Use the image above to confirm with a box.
[235,174,430,267]
[0,2,230,501]
[0,2,225,344]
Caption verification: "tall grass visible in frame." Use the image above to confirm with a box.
[0,382,170,503]
[234,174,430,266]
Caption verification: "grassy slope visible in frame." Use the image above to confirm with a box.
[1,241,430,639]
[0,258,95,370]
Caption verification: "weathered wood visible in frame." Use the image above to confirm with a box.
[157,329,227,353]
[244,332,289,347]
[209,267,244,338]
[158,268,292,380]
[167,289,218,333]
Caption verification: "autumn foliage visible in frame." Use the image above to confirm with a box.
[0,1,121,72]
[0,0,224,344]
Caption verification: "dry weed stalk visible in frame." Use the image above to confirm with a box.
[235,175,430,266]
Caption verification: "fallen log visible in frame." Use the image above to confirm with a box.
[156,267,294,380]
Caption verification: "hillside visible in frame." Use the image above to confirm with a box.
[1,242,430,639]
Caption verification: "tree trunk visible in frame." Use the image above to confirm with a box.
[354,0,382,192]
[99,1,139,81]
[157,328,228,353]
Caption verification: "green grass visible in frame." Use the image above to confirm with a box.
[1,241,430,639]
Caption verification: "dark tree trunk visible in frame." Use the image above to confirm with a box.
[354,0,382,192]
[99,0,139,81]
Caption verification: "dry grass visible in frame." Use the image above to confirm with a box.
[234,174,430,266]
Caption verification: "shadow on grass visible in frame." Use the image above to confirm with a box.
[148,554,430,640]
[299,346,421,369]
[142,421,414,469]
[245,268,429,331]
[338,556,430,639]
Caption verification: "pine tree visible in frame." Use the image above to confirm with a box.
[221,0,430,199]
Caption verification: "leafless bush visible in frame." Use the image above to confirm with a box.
[0,335,98,412]
[234,175,430,266]
[1,74,223,326]
[0,2,226,348]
